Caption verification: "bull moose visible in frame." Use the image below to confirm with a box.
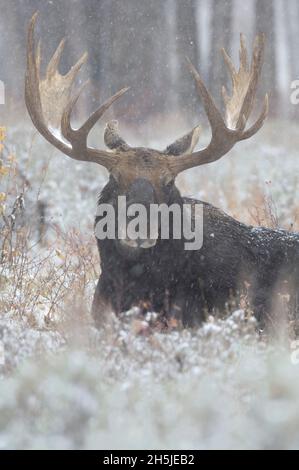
[25,14,299,328]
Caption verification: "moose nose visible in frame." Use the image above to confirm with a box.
[120,237,157,249]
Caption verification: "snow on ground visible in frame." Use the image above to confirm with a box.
[0,310,298,450]
[0,118,299,449]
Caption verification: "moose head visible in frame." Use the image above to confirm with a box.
[25,13,268,255]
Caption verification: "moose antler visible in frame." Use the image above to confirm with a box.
[166,34,268,175]
[25,12,129,171]
[26,14,268,179]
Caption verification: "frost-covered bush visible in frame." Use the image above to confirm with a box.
[0,120,299,449]
[0,311,298,450]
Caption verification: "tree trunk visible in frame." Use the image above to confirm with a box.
[255,0,277,114]
[209,0,233,108]
[175,0,200,120]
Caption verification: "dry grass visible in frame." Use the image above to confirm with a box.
[1,118,298,330]
[0,119,298,449]
[0,132,97,329]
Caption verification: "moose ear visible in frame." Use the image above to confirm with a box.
[164,125,201,156]
[104,120,130,151]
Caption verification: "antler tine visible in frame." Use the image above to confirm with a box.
[239,33,249,72]
[221,34,249,112]
[46,38,66,79]
[237,33,265,128]
[26,13,41,112]
[61,80,90,142]
[222,33,265,130]
[65,51,88,85]
[222,49,237,86]
[36,40,42,78]
[25,12,129,170]
[186,58,226,134]
[166,34,268,175]
[61,85,129,151]
[26,12,74,156]
[240,93,269,141]
[78,87,130,137]
[45,34,87,84]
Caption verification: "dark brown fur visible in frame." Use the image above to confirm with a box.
[92,177,299,328]
[25,17,297,329]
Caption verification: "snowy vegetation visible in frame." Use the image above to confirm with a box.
[0,119,298,449]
